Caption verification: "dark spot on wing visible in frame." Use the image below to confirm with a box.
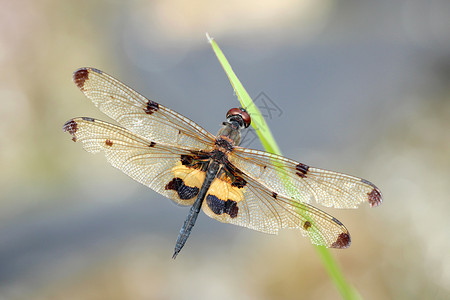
[295,163,309,178]
[73,68,89,90]
[144,100,159,115]
[222,161,247,188]
[303,221,311,230]
[272,192,277,199]
[91,68,102,74]
[181,154,194,166]
[368,187,382,207]
[63,120,78,142]
[81,117,95,122]
[165,178,199,200]
[179,153,210,173]
[360,179,382,207]
[331,233,351,249]
[105,139,113,147]
[149,141,156,147]
[206,195,238,218]
[332,217,343,226]
[231,176,247,188]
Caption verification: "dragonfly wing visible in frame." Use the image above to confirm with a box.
[229,148,382,209]
[63,117,212,206]
[73,67,216,150]
[201,170,351,248]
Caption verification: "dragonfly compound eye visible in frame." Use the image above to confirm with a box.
[226,107,251,128]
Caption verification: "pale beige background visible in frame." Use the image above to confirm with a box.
[0,0,449,299]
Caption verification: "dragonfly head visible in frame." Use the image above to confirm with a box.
[217,108,251,146]
[225,108,251,129]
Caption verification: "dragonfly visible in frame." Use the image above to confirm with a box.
[63,67,382,258]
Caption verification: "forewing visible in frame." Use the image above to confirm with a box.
[201,171,351,248]
[73,67,216,150]
[63,117,208,206]
[229,148,382,209]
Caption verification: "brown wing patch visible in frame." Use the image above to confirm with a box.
[222,161,247,188]
[105,139,113,146]
[331,232,351,249]
[73,68,89,90]
[303,221,312,230]
[144,100,159,115]
[367,187,382,207]
[232,175,247,188]
[63,119,78,141]
[295,163,309,178]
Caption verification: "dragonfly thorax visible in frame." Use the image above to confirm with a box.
[217,123,241,146]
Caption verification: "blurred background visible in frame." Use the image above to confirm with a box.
[0,0,449,299]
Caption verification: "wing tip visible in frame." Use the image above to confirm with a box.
[73,67,103,91]
[63,119,78,142]
[368,187,383,208]
[361,179,383,207]
[73,68,89,90]
[331,232,351,249]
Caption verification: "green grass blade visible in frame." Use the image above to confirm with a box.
[316,246,362,300]
[207,33,361,300]
[206,33,280,155]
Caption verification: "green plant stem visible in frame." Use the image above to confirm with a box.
[207,33,362,300]
[315,245,362,300]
